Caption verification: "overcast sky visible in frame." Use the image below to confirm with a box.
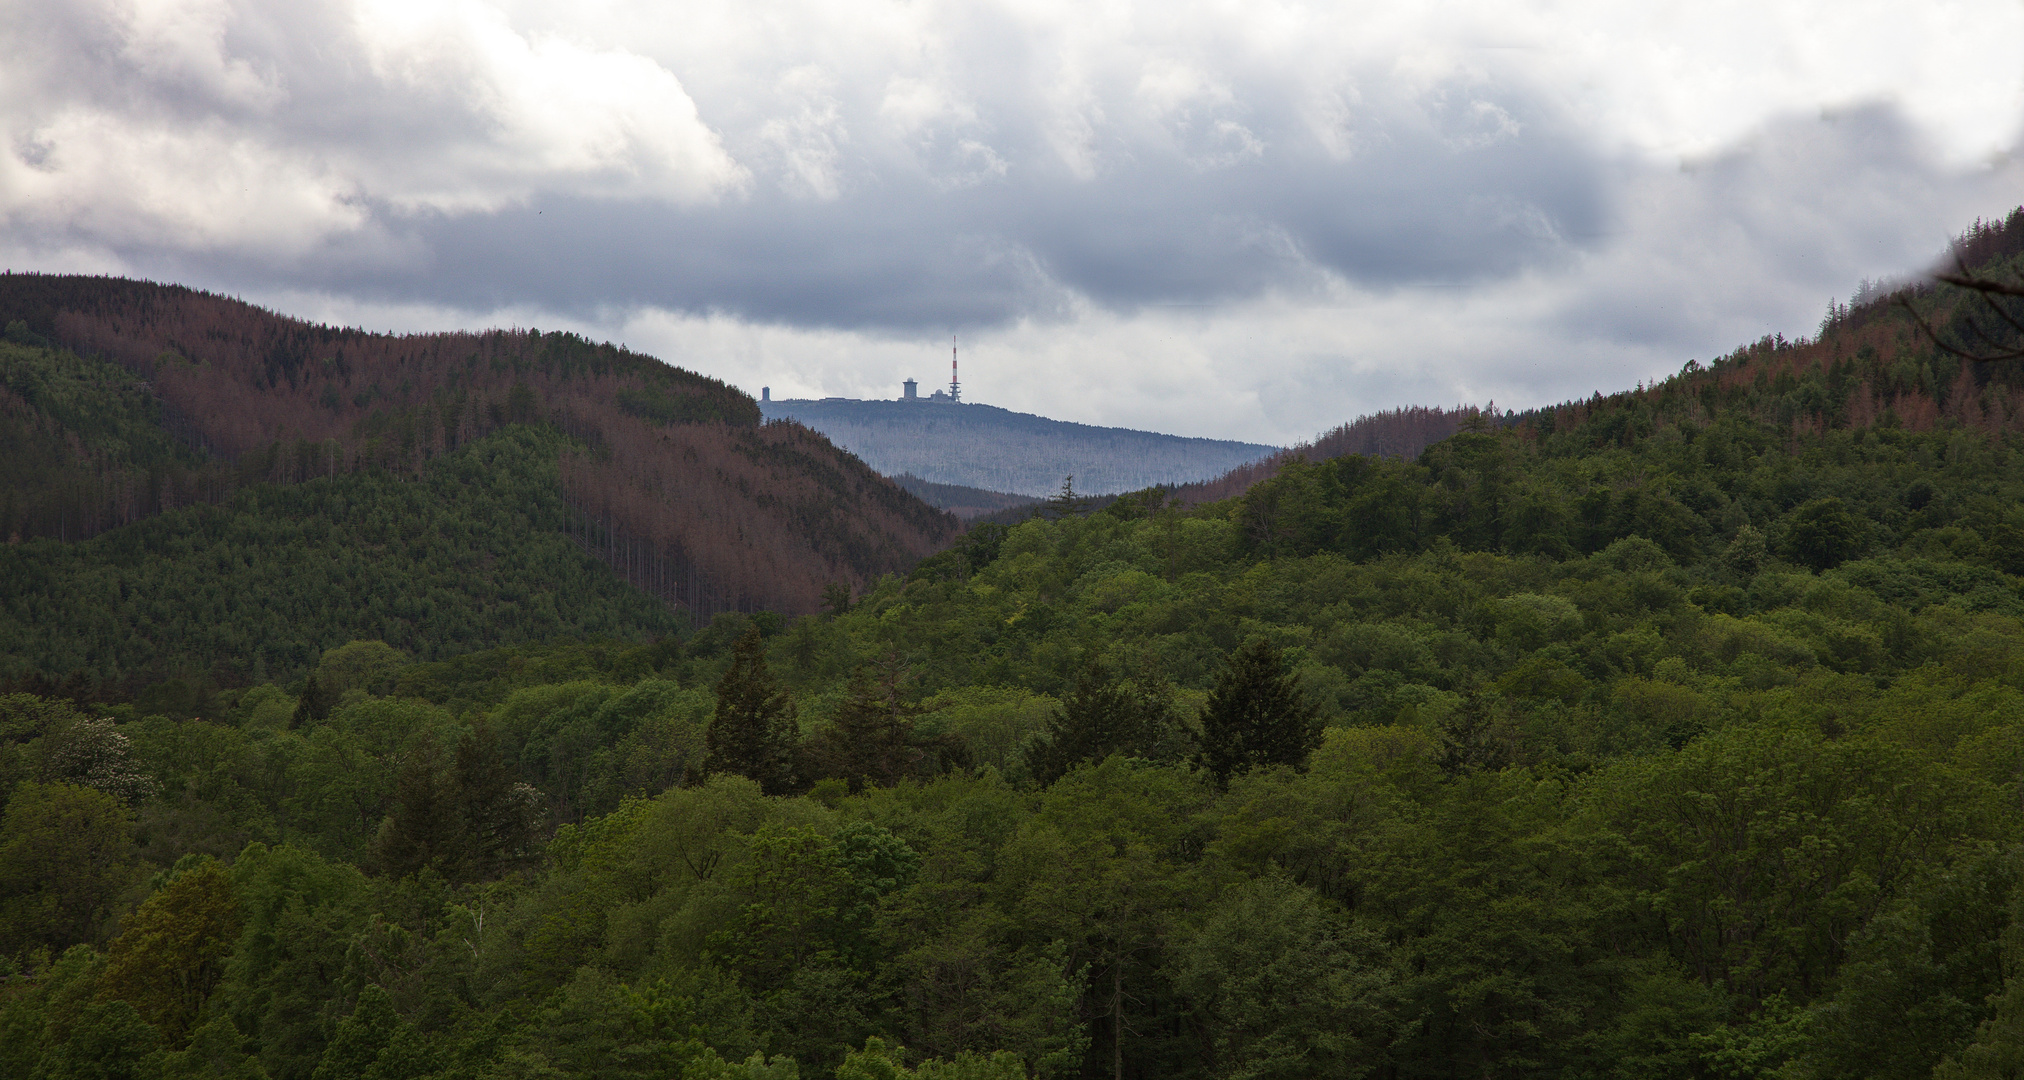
[4,0,2021,444]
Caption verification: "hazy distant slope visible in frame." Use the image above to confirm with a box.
[760,397,1276,496]
[0,275,956,613]
[890,473,1040,519]
[1167,404,1484,505]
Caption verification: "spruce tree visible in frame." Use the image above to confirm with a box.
[1195,638,1321,788]
[822,652,924,792]
[1046,475,1088,519]
[705,625,799,795]
[453,719,537,879]
[373,736,455,879]
[1028,660,1179,784]
[290,673,335,728]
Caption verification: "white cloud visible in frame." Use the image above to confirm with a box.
[0,0,742,254]
[120,0,286,112]
[4,0,2022,448]
[352,0,746,210]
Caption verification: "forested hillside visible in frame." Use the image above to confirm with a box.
[0,277,956,612]
[2,211,2024,1080]
[1169,403,1483,504]
[1167,209,2024,507]
[0,424,685,693]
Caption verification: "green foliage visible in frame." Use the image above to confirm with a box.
[1195,639,1321,787]
[314,641,410,698]
[836,1037,1026,1080]
[292,674,335,727]
[617,384,761,427]
[707,628,800,796]
[311,984,433,1080]
[0,425,681,685]
[804,655,969,793]
[33,999,161,1080]
[0,783,142,955]
[0,339,206,544]
[1025,661,1183,784]
[1170,875,1393,1080]
[1783,496,1870,571]
[97,857,241,1044]
[1,695,156,804]
[10,239,2024,1078]
[372,720,538,882]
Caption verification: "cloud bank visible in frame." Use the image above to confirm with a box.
[4,0,2021,443]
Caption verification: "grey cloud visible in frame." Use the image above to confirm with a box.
[1550,106,2010,360]
[3,0,1617,329]
[8,0,2021,449]
[112,73,1609,331]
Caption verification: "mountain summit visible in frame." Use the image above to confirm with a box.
[759,394,1276,497]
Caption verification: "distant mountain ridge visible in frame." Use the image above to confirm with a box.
[759,396,1277,497]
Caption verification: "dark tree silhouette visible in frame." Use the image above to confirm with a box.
[1044,475,1089,519]
[804,651,969,792]
[290,674,334,728]
[1028,660,1178,784]
[705,626,799,795]
[372,722,537,882]
[452,720,538,880]
[1783,497,1869,572]
[822,581,853,616]
[1195,638,1321,788]
[374,737,455,879]
[814,653,923,793]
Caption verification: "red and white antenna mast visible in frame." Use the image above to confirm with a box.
[950,334,961,402]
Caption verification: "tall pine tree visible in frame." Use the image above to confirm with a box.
[1028,659,1180,784]
[822,654,923,793]
[804,651,969,792]
[705,625,799,795]
[290,673,335,728]
[1195,638,1321,788]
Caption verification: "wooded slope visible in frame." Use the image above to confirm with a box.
[0,276,956,613]
[1169,206,2024,509]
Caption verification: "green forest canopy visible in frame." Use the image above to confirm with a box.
[2,215,2024,1079]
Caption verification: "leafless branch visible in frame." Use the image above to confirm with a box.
[1899,251,2024,363]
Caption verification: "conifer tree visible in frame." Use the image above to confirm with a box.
[1195,638,1321,788]
[1046,475,1088,519]
[822,581,854,616]
[705,626,799,795]
[373,736,455,879]
[452,719,537,879]
[803,651,969,792]
[1028,659,1180,784]
[823,653,923,793]
[372,722,537,882]
[291,674,335,728]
